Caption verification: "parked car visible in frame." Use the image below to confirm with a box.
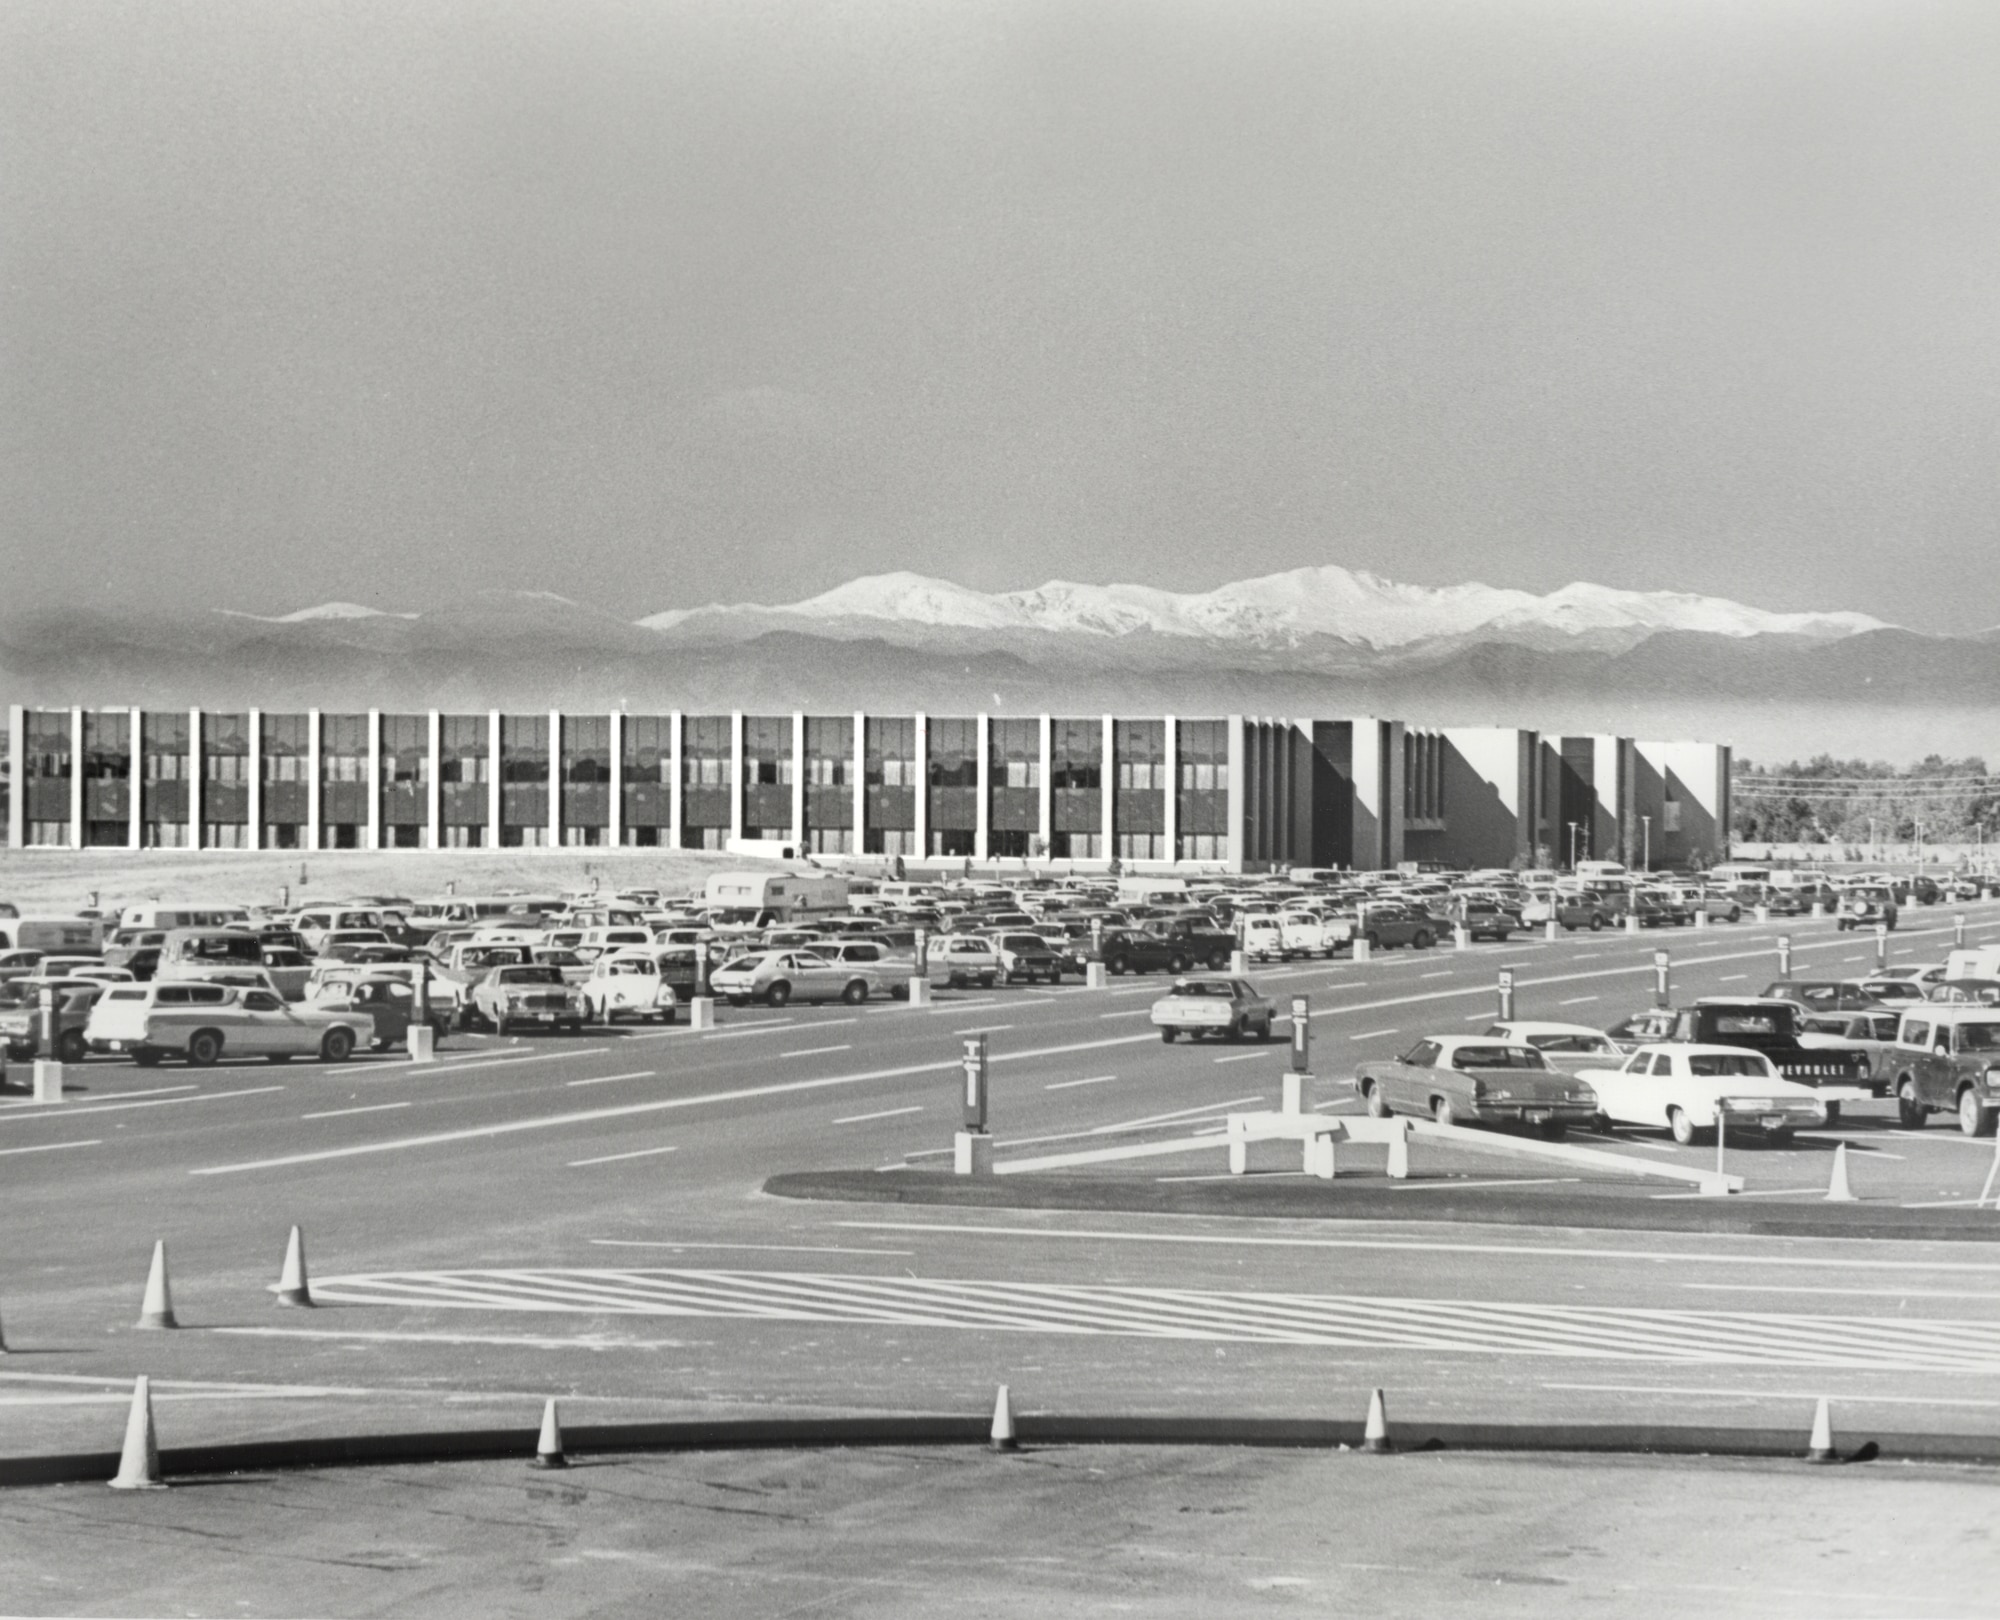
[0,979,103,1063]
[928,935,1002,990]
[1443,899,1519,941]
[84,982,371,1066]
[1835,887,1900,932]
[1477,1021,1626,1073]
[1353,1037,1598,1136]
[1759,979,1881,1015]
[1602,1007,1679,1052]
[316,976,452,1049]
[1575,1043,1826,1145]
[1353,902,1439,951]
[1151,976,1277,1043]
[1522,894,1611,931]
[1798,1010,1904,1092]
[256,947,315,1000]
[579,950,683,1023]
[1884,1007,2000,1134]
[710,950,875,1008]
[1663,998,1873,1115]
[986,932,1067,984]
[467,964,589,1034]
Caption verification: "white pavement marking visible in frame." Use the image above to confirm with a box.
[1546,1381,2000,1409]
[1213,1052,1266,1064]
[1392,1177,1580,1191]
[1100,1009,1151,1019]
[1,1085,282,1122]
[1687,1283,2000,1301]
[567,1144,679,1167]
[0,1084,193,1109]
[0,1138,101,1157]
[1421,971,1452,980]
[833,1105,924,1125]
[300,1267,2000,1372]
[1652,1186,1828,1200]
[833,1220,2000,1272]
[951,1023,1015,1033]
[1349,1028,1399,1040]
[781,1044,852,1059]
[564,1070,657,1089]
[214,1326,691,1352]
[1044,1074,1117,1090]
[591,1240,916,1257]
[301,1102,411,1120]
[1559,995,1598,1006]
[1719,974,1748,983]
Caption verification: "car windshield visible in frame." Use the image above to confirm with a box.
[497,967,563,986]
[1450,1045,1547,1070]
[1172,981,1233,998]
[1711,1013,1784,1036]
[1526,1034,1611,1054]
[1687,1053,1774,1078]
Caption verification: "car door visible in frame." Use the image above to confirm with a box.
[1388,1040,1439,1113]
[233,989,293,1054]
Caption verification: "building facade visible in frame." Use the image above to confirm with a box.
[0,705,1730,872]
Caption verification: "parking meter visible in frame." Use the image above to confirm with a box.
[1778,934,1793,978]
[414,959,431,1024]
[1956,913,1968,948]
[915,928,930,976]
[961,1033,989,1131]
[1290,997,1310,1073]
[1653,949,1671,1009]
[37,984,57,1059]
[1875,923,1889,968]
[1497,968,1515,1022]
[1089,918,1103,961]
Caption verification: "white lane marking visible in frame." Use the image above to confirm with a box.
[908,1095,1268,1159]
[214,1326,690,1352]
[567,1144,679,1167]
[590,1240,915,1257]
[1393,1177,1581,1191]
[564,1070,657,1089]
[1213,1052,1266,1065]
[1045,1074,1117,1090]
[1421,971,1452,980]
[0,1138,101,1157]
[187,1031,1163,1175]
[780,1044,852,1059]
[924,999,996,1012]
[1349,1028,1399,1040]
[1653,1187,1852,1200]
[1158,1171,1310,1183]
[0,1084,194,1110]
[699,1024,818,1042]
[1558,995,1598,1006]
[833,1106,923,1125]
[1,1085,281,1122]
[1547,1382,2000,1410]
[1100,1009,1152,1020]
[1687,1283,2000,1301]
[833,1220,2000,1272]
[951,1024,1015,1034]
[1718,975,1748,983]
[301,1102,411,1120]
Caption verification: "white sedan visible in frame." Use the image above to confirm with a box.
[1479,1021,1626,1074]
[1575,1042,1828,1145]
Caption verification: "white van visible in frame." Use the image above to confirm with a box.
[117,904,250,933]
[702,872,851,919]
[291,907,387,951]
[0,916,106,954]
[1945,947,2000,983]
[155,928,265,973]
[1574,860,1629,880]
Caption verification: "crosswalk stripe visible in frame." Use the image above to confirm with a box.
[305,1269,2000,1371]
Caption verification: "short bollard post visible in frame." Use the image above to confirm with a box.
[1777,934,1793,978]
[1385,1122,1411,1180]
[1692,909,1709,931]
[1811,901,1825,920]
[1453,924,1471,949]
[1623,912,1640,934]
[406,1024,436,1062]
[1703,1107,1732,1196]
[1352,937,1373,963]
[1755,904,1771,923]
[1084,961,1106,990]
[31,1060,64,1103]
[1874,923,1889,969]
[907,975,933,1007]
[688,996,717,1030]
[1307,1133,1335,1179]
[1229,949,1249,976]
[1542,918,1559,942]
[1496,968,1515,1023]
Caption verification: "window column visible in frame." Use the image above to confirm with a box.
[127,710,143,849]
[548,708,563,847]
[1038,715,1053,860]
[974,713,991,861]
[791,711,806,849]
[607,711,624,847]
[426,711,442,850]
[4,705,21,849]
[912,712,928,855]
[306,709,322,850]
[667,710,683,848]
[1163,715,1178,863]
[486,710,502,847]
[1100,714,1115,857]
[729,711,745,844]
[366,709,382,850]
[247,709,263,850]
[1226,714,1246,871]
[851,710,867,851]
[69,705,85,850]
[186,707,202,851]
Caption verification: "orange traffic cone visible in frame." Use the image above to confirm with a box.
[1363,1388,1392,1454]
[136,1240,177,1330]
[1806,1397,1837,1464]
[989,1384,1018,1452]
[532,1398,567,1470]
[1824,1143,1857,1203]
[109,1376,165,1490]
[275,1225,313,1308]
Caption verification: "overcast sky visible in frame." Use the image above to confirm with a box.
[6,1,1999,626]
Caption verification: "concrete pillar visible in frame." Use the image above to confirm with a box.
[912,712,929,857]
[1100,714,1116,862]
[4,704,22,849]
[366,708,383,851]
[127,708,142,850]
[426,710,442,851]
[246,708,262,850]
[607,710,623,848]
[729,710,744,844]
[1163,714,1179,864]
[186,707,202,850]
[851,711,867,858]
[791,710,806,852]
[548,708,563,848]
[1226,714,1246,872]
[1037,713,1052,861]
[486,709,502,849]
[974,713,991,862]
[306,708,323,851]
[667,710,684,850]
[68,706,84,850]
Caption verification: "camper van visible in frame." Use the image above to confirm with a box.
[117,904,250,934]
[701,872,850,921]
[0,916,106,954]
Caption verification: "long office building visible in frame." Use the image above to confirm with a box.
[1,706,1730,872]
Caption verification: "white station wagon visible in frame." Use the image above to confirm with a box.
[85,982,374,1067]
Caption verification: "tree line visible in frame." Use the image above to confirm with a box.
[1731,756,2000,845]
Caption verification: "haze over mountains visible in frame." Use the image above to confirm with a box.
[0,566,1985,765]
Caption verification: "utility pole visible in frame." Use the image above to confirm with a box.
[1641,814,1651,873]
[1567,821,1579,870]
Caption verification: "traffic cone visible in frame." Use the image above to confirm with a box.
[1824,1143,1857,1203]
[989,1383,1018,1452]
[531,1398,567,1470]
[1806,1397,1837,1464]
[275,1225,313,1308]
[136,1240,177,1330]
[108,1376,165,1490]
[1363,1388,1392,1454]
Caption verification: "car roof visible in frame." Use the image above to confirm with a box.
[1426,1035,1536,1053]
[1628,1043,1779,1061]
[1904,1005,2000,1023]
[1486,1021,1608,1038]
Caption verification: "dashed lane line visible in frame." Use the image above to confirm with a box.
[301,1102,411,1120]
[1213,1052,1266,1065]
[1559,995,1598,1005]
[833,1105,924,1125]
[590,1239,916,1257]
[1044,1075,1117,1090]
[0,1084,193,1109]
[2,1085,286,1121]
[1349,1028,1399,1040]
[564,1070,658,1089]
[779,1045,852,1059]
[567,1144,679,1168]
[0,1138,101,1156]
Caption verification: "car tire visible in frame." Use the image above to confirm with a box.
[1363,1082,1389,1119]
[1108,956,1130,976]
[1168,954,1189,975]
[132,1047,161,1068]
[1668,1106,1697,1146]
[1432,1096,1457,1128]
[319,1027,355,1063]
[55,1029,86,1065]
[841,980,868,1006]
[186,1029,223,1068]
[1589,915,1604,931]
[1256,1018,1273,1042]
[1413,930,1433,950]
[1161,1028,1177,1044]
[1727,906,1741,922]
[1209,952,1231,971]
[1960,1088,1996,1137]
[766,981,793,1008]
[1897,1079,1925,1128]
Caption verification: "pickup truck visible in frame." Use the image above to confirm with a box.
[1885,1007,2000,1134]
[1663,998,1874,1111]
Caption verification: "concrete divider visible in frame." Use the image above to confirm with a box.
[31,1061,63,1103]
[906,978,933,1007]
[1085,963,1107,989]
[688,996,717,1030]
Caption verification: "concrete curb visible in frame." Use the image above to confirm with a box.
[762,1169,2000,1242]
[5,1414,1995,1489]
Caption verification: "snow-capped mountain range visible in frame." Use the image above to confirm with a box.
[636,567,1886,648]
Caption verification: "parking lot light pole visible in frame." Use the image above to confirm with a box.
[1567,822,1579,870]
[1641,815,1651,872]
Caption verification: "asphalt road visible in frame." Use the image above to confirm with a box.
[6,904,2000,1463]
